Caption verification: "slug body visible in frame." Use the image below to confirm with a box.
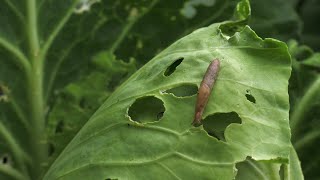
[192,59,220,126]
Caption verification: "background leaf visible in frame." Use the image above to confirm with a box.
[299,0,320,51]
[288,40,320,179]
[248,0,302,41]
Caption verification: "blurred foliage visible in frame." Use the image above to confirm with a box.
[288,40,320,179]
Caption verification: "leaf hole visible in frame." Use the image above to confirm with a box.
[245,89,256,104]
[1,154,11,165]
[0,86,3,96]
[2,156,8,164]
[235,156,255,179]
[163,84,198,97]
[157,111,164,120]
[279,164,285,180]
[0,84,9,102]
[220,23,245,37]
[236,156,283,179]
[202,112,242,141]
[164,58,184,76]
[128,96,165,123]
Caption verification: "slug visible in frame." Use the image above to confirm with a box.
[192,59,220,126]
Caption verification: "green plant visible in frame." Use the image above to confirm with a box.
[0,0,319,179]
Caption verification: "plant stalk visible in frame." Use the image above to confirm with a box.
[27,62,47,179]
[27,0,47,178]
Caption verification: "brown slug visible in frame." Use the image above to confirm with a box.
[192,59,220,126]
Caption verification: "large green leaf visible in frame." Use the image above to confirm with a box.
[0,0,242,178]
[44,1,295,179]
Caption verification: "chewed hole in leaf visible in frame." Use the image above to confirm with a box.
[0,86,3,96]
[55,120,64,134]
[157,111,164,120]
[1,154,11,165]
[202,112,241,141]
[236,156,282,179]
[245,89,256,104]
[2,156,8,164]
[128,96,165,123]
[279,164,285,180]
[220,23,245,37]
[164,58,184,76]
[0,84,9,102]
[163,84,198,97]
[235,156,256,179]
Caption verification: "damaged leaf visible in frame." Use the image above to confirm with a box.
[44,1,294,179]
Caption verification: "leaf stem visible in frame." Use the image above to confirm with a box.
[27,0,40,58]
[290,76,320,139]
[27,0,47,178]
[26,59,47,179]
